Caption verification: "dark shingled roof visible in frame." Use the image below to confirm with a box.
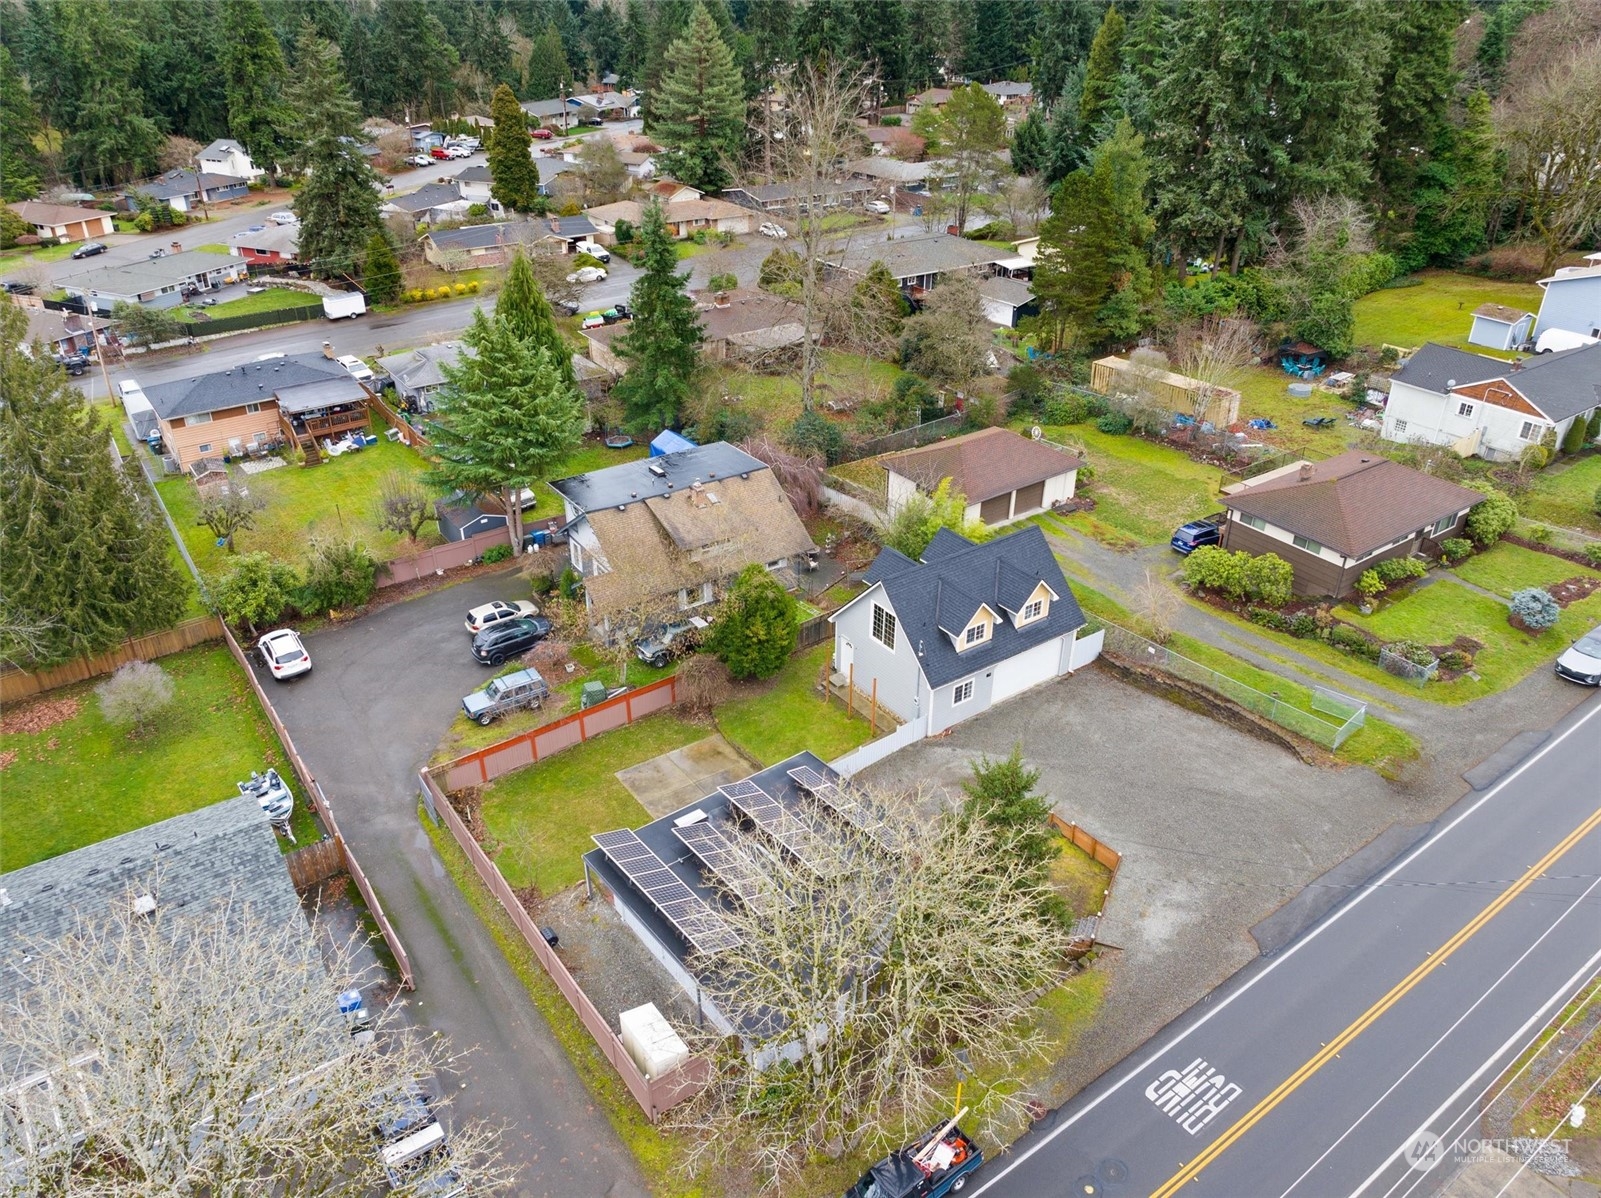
[1392,340,1601,423]
[852,525,1085,689]
[1221,450,1483,558]
[143,352,351,420]
[1390,343,1511,394]
[1473,302,1530,323]
[383,181,466,213]
[882,427,1081,505]
[551,441,767,513]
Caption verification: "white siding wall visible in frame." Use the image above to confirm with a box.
[1383,380,1573,461]
[829,592,926,726]
[1537,277,1601,339]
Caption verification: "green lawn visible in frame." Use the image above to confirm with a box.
[192,242,230,254]
[0,647,313,870]
[1521,454,1601,535]
[480,713,705,893]
[194,286,319,317]
[697,350,906,430]
[1352,270,1543,355]
[714,644,876,766]
[1232,367,1363,454]
[1036,424,1223,544]
[1450,542,1601,598]
[156,425,444,574]
[0,238,82,265]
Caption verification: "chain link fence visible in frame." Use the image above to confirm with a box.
[1102,622,1366,749]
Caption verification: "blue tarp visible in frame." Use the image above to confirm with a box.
[649,430,697,457]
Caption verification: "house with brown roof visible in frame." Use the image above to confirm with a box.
[582,195,753,242]
[583,289,805,373]
[1218,450,1483,597]
[6,201,115,243]
[882,427,1084,527]
[550,441,814,637]
[1468,303,1534,352]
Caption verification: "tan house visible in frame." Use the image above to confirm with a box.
[142,351,372,469]
[1090,355,1242,428]
[882,427,1083,527]
[583,289,805,373]
[7,201,116,243]
[583,195,754,242]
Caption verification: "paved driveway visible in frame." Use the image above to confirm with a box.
[264,570,646,1198]
[861,665,1431,1107]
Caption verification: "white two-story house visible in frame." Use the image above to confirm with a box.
[1382,342,1601,461]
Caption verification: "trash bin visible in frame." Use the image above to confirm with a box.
[580,680,607,709]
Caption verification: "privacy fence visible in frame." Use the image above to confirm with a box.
[378,526,512,587]
[0,615,223,704]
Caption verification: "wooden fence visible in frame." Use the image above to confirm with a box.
[283,837,345,890]
[368,390,430,449]
[420,766,707,1122]
[1,615,223,704]
[442,676,680,791]
[378,526,511,587]
[220,623,416,990]
[796,613,832,651]
[1049,812,1121,875]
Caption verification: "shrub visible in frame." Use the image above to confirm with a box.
[1095,412,1132,435]
[1248,606,1289,631]
[1355,569,1384,601]
[1243,553,1294,607]
[558,564,583,600]
[786,409,845,465]
[453,282,468,295]
[706,564,798,680]
[675,653,732,715]
[300,538,377,613]
[466,280,479,292]
[1439,538,1473,564]
[1521,443,1551,471]
[1389,640,1437,667]
[481,543,513,564]
[1007,363,1050,417]
[1509,587,1559,631]
[1439,649,1474,671]
[1528,524,1553,544]
[1374,556,1426,584]
[1586,543,1601,567]
[1562,418,1590,455]
[707,271,738,293]
[1464,486,1517,546]
[1329,626,1382,660]
[96,660,176,736]
[1288,613,1320,638]
[1183,546,1248,600]
[209,553,301,633]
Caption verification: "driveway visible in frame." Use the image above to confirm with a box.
[263,570,647,1198]
[860,665,1435,1109]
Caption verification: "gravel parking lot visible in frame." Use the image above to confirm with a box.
[862,664,1435,1103]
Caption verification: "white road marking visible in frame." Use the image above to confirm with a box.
[1145,1058,1244,1135]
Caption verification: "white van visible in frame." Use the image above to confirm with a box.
[381,1122,463,1195]
[117,378,153,420]
[1534,327,1600,354]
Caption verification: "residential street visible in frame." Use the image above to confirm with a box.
[262,569,648,1198]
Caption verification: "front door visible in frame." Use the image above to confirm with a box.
[838,638,854,676]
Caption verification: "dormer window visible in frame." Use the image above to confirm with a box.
[1023,598,1044,622]
[964,623,987,646]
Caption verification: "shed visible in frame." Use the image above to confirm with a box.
[436,496,508,542]
[1467,304,1534,353]
[650,430,697,457]
[1089,356,1242,428]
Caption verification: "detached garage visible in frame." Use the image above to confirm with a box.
[882,426,1084,529]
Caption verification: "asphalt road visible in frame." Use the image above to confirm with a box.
[262,571,648,1198]
[968,694,1601,1198]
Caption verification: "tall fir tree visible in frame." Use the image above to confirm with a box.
[222,0,293,181]
[53,0,164,186]
[372,0,459,118]
[1034,119,1155,347]
[134,0,228,142]
[744,0,795,94]
[0,47,43,201]
[904,0,956,92]
[847,0,908,106]
[643,0,698,114]
[284,25,382,280]
[795,0,851,63]
[362,231,402,304]
[653,2,747,192]
[614,202,704,432]
[1406,89,1499,270]
[425,310,586,552]
[496,251,578,391]
[487,83,541,213]
[1371,0,1466,248]
[618,0,653,88]
[524,23,572,100]
[1031,0,1101,109]
[1077,4,1125,138]
[1010,108,1049,177]
[0,305,186,667]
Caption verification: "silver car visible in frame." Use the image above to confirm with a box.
[1555,623,1601,686]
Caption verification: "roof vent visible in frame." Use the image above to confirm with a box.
[1446,378,1456,390]
[618,504,626,511]
[740,472,749,479]
[647,463,667,477]
[132,894,157,918]
[0,888,10,908]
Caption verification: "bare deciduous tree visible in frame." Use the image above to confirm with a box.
[198,482,267,554]
[668,784,1075,1190]
[1173,314,1257,424]
[739,432,823,520]
[95,659,175,735]
[2,894,516,1197]
[375,469,435,543]
[157,135,204,174]
[1134,568,1179,645]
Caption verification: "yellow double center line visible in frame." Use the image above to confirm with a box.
[1151,800,1601,1198]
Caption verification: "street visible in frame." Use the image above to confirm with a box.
[968,694,1601,1198]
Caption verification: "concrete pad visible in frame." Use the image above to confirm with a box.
[615,733,750,819]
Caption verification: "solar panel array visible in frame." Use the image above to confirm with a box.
[789,765,902,853]
[719,781,832,873]
[673,820,788,911]
[592,829,742,955]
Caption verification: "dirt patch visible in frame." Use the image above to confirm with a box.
[0,696,82,737]
[1549,576,1601,607]
[0,750,16,771]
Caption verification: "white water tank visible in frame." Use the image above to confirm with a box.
[619,1003,689,1079]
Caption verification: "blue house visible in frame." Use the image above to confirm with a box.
[1536,254,1601,341]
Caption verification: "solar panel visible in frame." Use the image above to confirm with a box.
[591,829,741,954]
[718,779,767,802]
[674,820,789,910]
[789,766,902,853]
[723,785,833,873]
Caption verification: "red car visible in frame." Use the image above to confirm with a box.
[429,146,450,159]
[531,127,554,140]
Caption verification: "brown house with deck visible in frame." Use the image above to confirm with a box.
[1219,450,1483,598]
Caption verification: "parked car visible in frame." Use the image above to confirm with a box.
[336,354,374,382]
[844,1123,983,1198]
[574,239,611,263]
[70,241,107,259]
[52,353,86,376]
[444,145,471,159]
[566,265,607,284]
[464,598,540,634]
[531,127,554,140]
[865,199,891,214]
[406,153,433,167]
[371,1083,435,1145]
[258,629,312,680]
[759,222,789,239]
[1170,517,1223,555]
[461,667,550,725]
[471,617,553,665]
[429,147,450,160]
[269,211,297,225]
[634,616,708,669]
[605,302,632,322]
[1555,622,1601,686]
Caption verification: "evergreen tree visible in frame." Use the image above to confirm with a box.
[0,305,185,667]
[960,0,1019,81]
[1034,119,1154,347]
[373,0,459,118]
[496,251,578,391]
[53,1,165,186]
[134,0,228,142]
[362,232,401,304]
[1031,0,1101,109]
[707,564,799,680]
[1077,4,1125,138]
[1407,89,1500,270]
[0,47,43,201]
[904,0,956,91]
[847,0,908,105]
[524,24,571,100]
[744,0,795,95]
[962,745,1055,878]
[643,0,697,112]
[618,0,653,87]
[1010,108,1049,176]
[653,2,747,192]
[1372,0,1466,247]
[586,2,624,76]
[614,202,704,432]
[339,8,383,115]
[284,25,382,280]
[795,0,851,63]
[425,309,586,552]
[487,83,541,213]
[1042,84,1085,184]
[222,0,293,181]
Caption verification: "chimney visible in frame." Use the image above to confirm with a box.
[322,340,334,359]
[1298,462,1314,481]
[714,291,731,308]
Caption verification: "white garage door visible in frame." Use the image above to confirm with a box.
[990,638,1062,703]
